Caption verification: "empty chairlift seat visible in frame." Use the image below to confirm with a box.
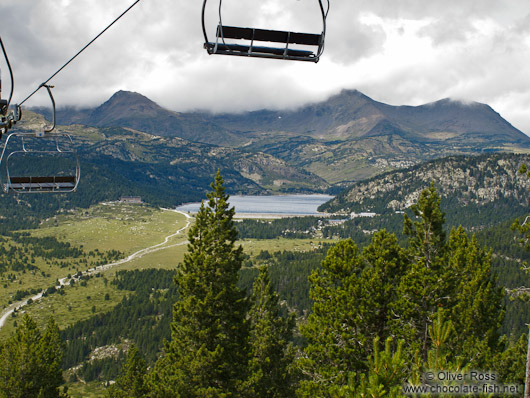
[0,85,81,194]
[202,0,329,62]
[0,131,80,194]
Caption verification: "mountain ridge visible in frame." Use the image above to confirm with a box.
[12,111,329,201]
[36,89,530,145]
[319,152,530,219]
[203,89,529,143]
[30,89,530,184]
[36,91,244,147]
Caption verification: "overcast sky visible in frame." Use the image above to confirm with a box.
[2,0,530,134]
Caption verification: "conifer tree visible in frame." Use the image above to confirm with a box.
[509,163,530,394]
[245,266,297,397]
[298,239,373,397]
[0,314,66,398]
[361,230,408,343]
[495,333,527,386]
[394,185,504,366]
[38,317,66,397]
[301,184,505,396]
[391,184,449,361]
[444,226,504,368]
[403,183,446,269]
[397,311,468,398]
[331,337,407,398]
[108,344,148,398]
[298,232,407,396]
[425,309,460,371]
[150,170,249,397]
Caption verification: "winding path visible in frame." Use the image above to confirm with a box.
[0,210,192,330]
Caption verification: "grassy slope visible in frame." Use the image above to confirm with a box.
[0,203,335,398]
[0,204,188,338]
[33,203,187,254]
[1,203,332,337]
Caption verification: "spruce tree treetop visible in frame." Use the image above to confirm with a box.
[151,170,249,397]
[403,182,446,269]
[0,314,66,398]
[245,266,297,398]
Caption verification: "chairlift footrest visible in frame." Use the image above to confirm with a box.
[206,42,317,61]
[6,176,77,192]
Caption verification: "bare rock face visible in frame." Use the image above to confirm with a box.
[321,153,530,215]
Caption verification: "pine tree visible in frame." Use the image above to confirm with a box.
[391,184,449,362]
[509,163,530,395]
[298,239,373,397]
[298,231,407,397]
[403,183,446,270]
[495,334,527,386]
[444,226,504,368]
[0,314,66,398]
[37,317,66,398]
[150,170,249,397]
[330,337,407,398]
[361,230,408,343]
[245,266,297,397]
[394,185,504,367]
[108,344,148,398]
[425,309,460,371]
[299,184,506,396]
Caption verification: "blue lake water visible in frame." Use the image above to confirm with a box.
[176,194,334,216]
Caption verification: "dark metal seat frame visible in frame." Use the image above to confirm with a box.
[202,0,329,62]
[0,131,80,193]
[0,85,80,194]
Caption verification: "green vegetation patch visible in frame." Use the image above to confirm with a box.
[0,203,190,343]
[33,203,187,254]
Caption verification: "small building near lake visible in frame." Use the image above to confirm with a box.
[120,196,143,204]
[350,212,377,218]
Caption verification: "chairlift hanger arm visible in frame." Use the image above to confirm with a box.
[202,0,211,50]
[0,36,20,139]
[317,0,330,58]
[42,84,56,133]
[0,37,14,114]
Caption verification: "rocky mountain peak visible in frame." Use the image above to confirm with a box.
[91,90,164,123]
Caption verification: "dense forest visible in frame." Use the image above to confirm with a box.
[237,210,530,340]
[59,245,333,385]
[2,172,528,397]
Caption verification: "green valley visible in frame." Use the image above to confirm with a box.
[3,90,530,397]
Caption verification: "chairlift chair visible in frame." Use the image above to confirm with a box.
[0,85,80,194]
[202,0,329,62]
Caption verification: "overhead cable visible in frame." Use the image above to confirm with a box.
[19,0,143,106]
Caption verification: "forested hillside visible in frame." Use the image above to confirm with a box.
[320,152,530,228]
[9,110,327,200]
[2,173,528,397]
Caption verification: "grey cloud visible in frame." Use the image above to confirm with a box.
[1,0,530,134]
[418,14,477,47]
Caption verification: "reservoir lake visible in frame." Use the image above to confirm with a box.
[176,194,334,217]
